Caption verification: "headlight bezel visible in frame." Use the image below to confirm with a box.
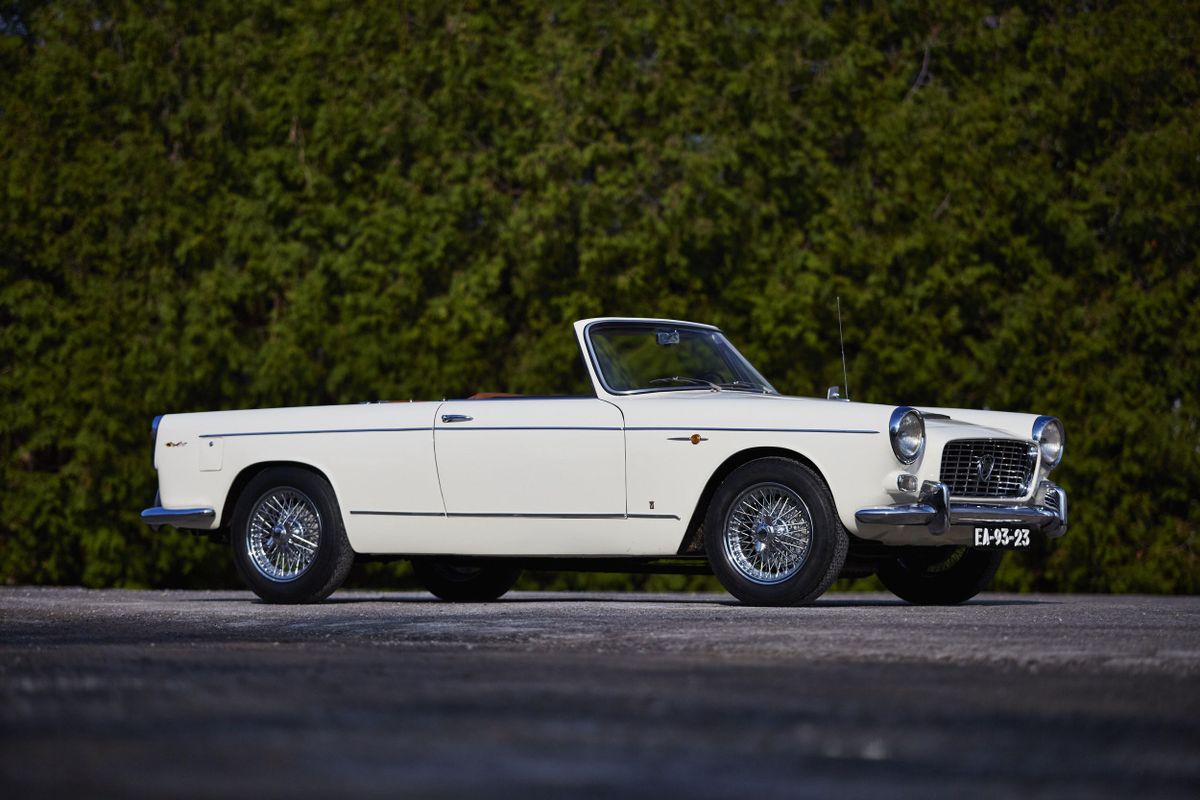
[889,406,926,465]
[151,415,162,461]
[1032,415,1064,469]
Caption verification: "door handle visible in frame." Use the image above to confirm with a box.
[441,414,473,423]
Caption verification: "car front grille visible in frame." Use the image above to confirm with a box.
[940,439,1036,498]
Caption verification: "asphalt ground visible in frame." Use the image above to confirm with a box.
[1,588,1197,799]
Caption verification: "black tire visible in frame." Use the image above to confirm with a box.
[703,457,848,606]
[412,559,522,602]
[878,547,1003,605]
[230,466,355,604]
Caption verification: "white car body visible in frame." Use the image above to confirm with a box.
[144,318,1067,561]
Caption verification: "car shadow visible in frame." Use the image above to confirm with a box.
[813,597,1059,607]
[185,593,1060,608]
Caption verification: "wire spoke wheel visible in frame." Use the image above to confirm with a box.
[722,481,813,585]
[245,487,322,582]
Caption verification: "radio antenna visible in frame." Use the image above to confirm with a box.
[837,296,849,400]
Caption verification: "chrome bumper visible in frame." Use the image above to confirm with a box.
[855,481,1067,537]
[141,506,216,530]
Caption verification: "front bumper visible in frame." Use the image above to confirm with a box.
[855,480,1067,537]
[141,506,216,530]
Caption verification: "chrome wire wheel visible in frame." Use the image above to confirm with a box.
[245,487,322,582]
[722,482,813,585]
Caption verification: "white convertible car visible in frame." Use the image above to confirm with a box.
[142,317,1067,606]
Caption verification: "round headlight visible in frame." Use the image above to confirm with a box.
[889,407,925,464]
[1033,416,1064,468]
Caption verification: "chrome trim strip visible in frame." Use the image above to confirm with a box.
[201,425,877,437]
[628,426,879,434]
[141,506,216,529]
[350,510,445,517]
[349,510,681,521]
[199,427,431,438]
[435,426,623,431]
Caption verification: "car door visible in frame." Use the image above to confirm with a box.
[433,398,626,519]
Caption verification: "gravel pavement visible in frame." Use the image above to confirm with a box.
[1,588,1198,798]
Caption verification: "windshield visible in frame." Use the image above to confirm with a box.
[587,323,777,395]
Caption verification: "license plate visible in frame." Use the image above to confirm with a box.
[973,527,1031,548]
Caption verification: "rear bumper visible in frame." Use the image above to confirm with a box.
[855,481,1067,537]
[140,506,216,530]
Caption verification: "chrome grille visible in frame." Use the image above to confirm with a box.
[940,439,1036,498]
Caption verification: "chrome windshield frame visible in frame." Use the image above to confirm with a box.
[582,320,778,397]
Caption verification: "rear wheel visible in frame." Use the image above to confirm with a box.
[230,467,355,604]
[412,559,521,602]
[878,547,1003,605]
[704,457,847,606]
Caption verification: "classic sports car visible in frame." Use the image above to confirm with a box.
[142,317,1067,606]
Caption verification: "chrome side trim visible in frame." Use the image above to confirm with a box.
[436,426,623,431]
[350,510,445,517]
[199,427,430,438]
[202,425,878,437]
[627,427,879,435]
[349,510,681,521]
[444,512,680,520]
[141,506,216,529]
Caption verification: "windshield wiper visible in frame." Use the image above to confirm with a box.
[648,376,722,392]
[718,380,772,394]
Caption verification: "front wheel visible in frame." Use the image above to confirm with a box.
[230,466,355,604]
[412,559,521,602]
[704,458,848,606]
[877,547,1003,605]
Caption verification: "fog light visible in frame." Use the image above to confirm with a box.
[897,473,918,493]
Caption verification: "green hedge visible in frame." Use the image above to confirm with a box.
[2,1,1196,592]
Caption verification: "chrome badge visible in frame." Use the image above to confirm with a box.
[975,454,995,482]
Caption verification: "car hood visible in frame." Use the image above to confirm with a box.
[614,391,1040,442]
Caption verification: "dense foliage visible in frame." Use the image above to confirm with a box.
[2,1,1196,593]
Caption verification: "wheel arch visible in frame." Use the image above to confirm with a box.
[219,460,340,532]
[677,447,833,555]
